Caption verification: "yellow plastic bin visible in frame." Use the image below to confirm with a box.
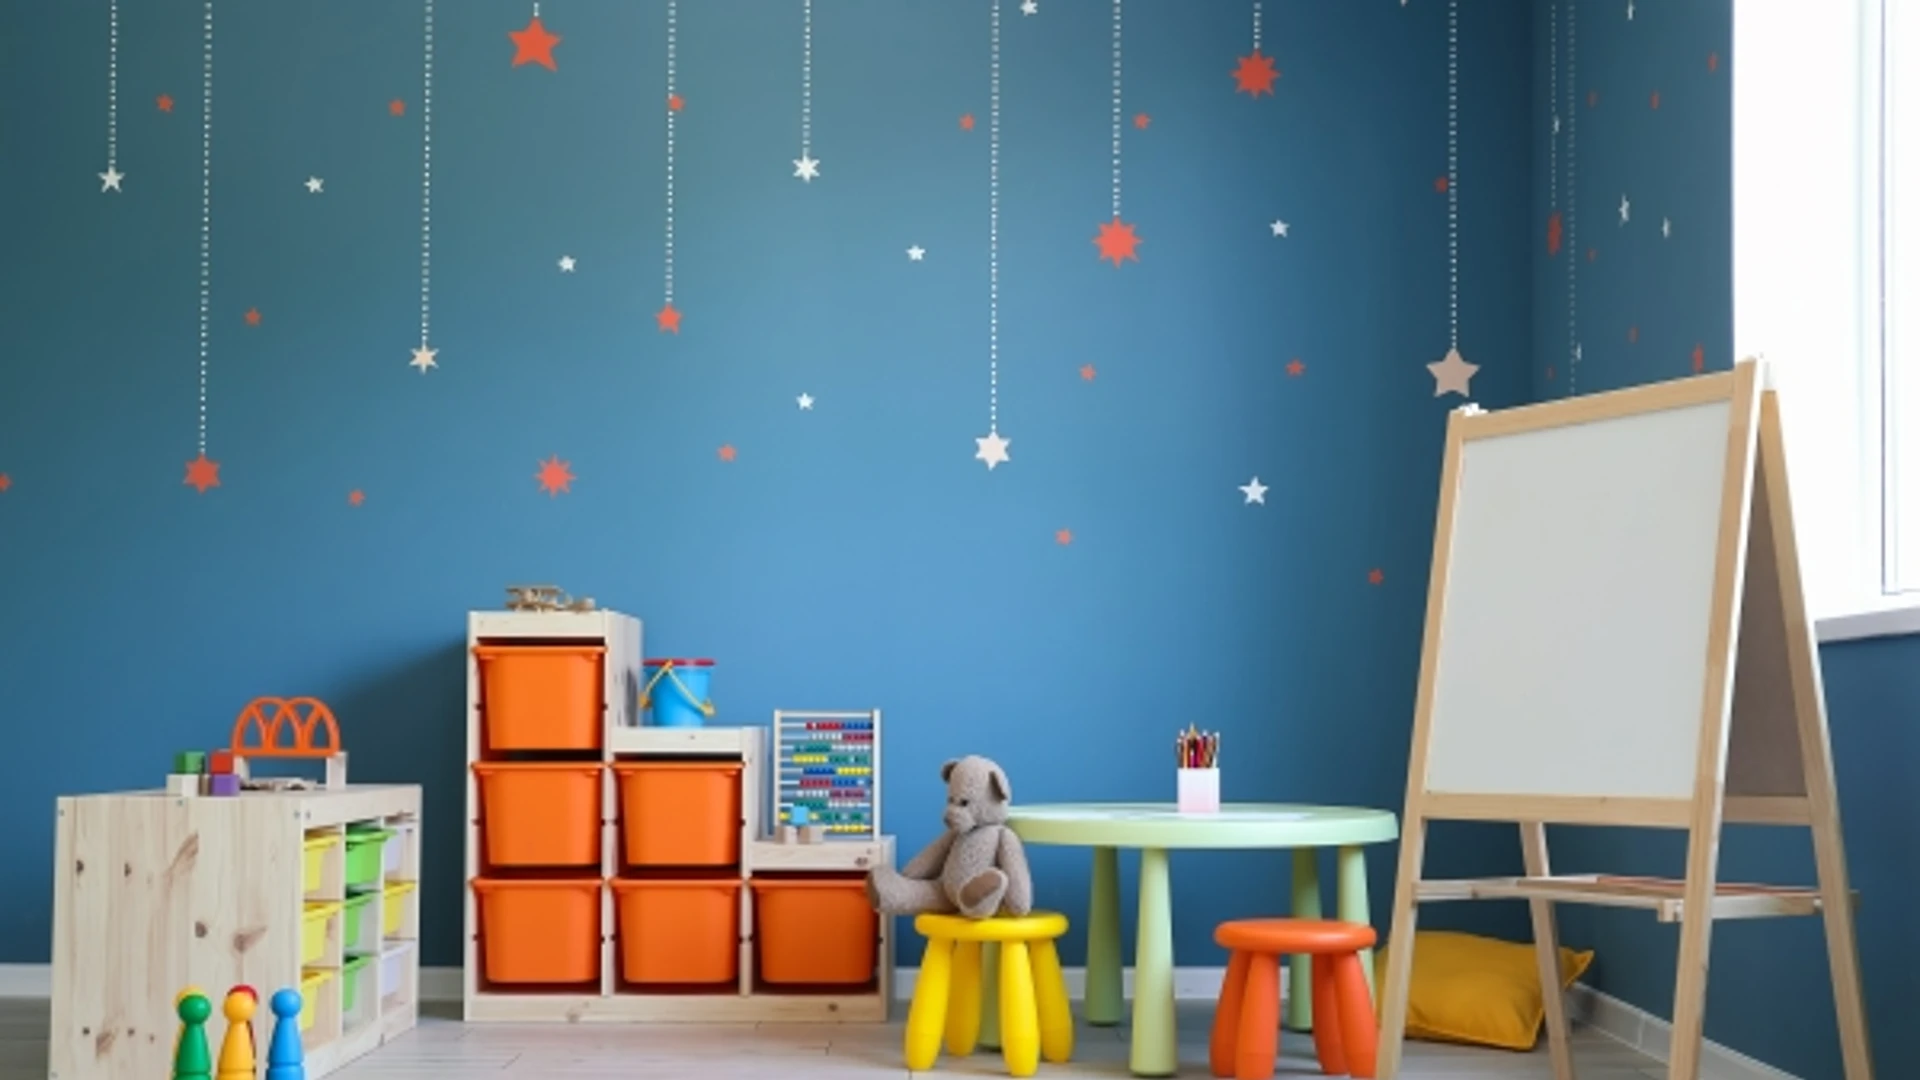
[382,881,417,938]
[302,901,341,965]
[298,967,334,1032]
[302,833,339,895]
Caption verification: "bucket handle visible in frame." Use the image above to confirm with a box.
[639,660,716,718]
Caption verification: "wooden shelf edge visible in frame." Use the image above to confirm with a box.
[462,988,890,1023]
[1414,874,1853,922]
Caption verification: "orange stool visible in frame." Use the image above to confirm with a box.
[1210,919,1378,1080]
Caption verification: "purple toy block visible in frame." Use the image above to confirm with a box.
[208,772,243,797]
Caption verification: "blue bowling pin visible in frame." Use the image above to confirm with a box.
[264,988,304,1080]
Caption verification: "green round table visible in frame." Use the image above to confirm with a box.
[1003,803,1398,1078]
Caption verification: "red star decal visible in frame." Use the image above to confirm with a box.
[1650,91,1661,110]
[1586,248,1597,263]
[0,473,11,493]
[509,15,561,70]
[1285,358,1305,377]
[1367,568,1385,586]
[535,456,574,496]
[1587,89,1599,108]
[668,93,685,112]
[1133,113,1151,129]
[1708,52,1720,73]
[1546,210,1563,255]
[244,307,262,326]
[717,444,737,463]
[1094,218,1142,266]
[1692,343,1706,373]
[1628,325,1640,344]
[1079,364,1097,381]
[156,94,174,113]
[184,453,221,494]
[347,489,365,506]
[1055,529,1073,546]
[1434,175,1449,193]
[959,113,975,130]
[655,303,682,334]
[1233,50,1280,97]
[389,99,406,116]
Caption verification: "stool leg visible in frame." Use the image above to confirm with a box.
[946,940,983,1057]
[1309,954,1348,1076]
[979,941,1003,1050]
[999,941,1041,1078]
[1031,938,1075,1064]
[1288,849,1323,1031]
[1210,949,1252,1078]
[1329,951,1379,1079]
[905,936,955,1071]
[1236,952,1282,1080]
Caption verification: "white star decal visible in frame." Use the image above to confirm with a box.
[1428,347,1479,397]
[1626,0,1635,18]
[975,431,1010,470]
[409,345,438,373]
[1240,477,1269,505]
[1021,0,1038,13]
[1269,220,1290,238]
[1553,114,1561,135]
[793,154,821,182]
[1662,217,1672,239]
[99,166,124,192]
[304,176,324,194]
[907,245,926,261]
[797,393,814,410]
[1619,194,1630,224]
[558,255,576,272]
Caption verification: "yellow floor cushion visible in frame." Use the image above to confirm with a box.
[1374,930,1594,1052]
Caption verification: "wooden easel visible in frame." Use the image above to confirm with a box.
[1375,361,1873,1079]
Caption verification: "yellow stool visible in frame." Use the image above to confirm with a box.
[907,911,1074,1077]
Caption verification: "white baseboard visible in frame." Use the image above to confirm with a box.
[1,961,1800,1079]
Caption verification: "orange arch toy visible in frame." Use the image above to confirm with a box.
[230,697,341,759]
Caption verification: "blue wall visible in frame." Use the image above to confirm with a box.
[0,0,1534,971]
[1531,3,1920,1077]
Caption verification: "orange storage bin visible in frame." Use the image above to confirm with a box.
[471,877,601,984]
[613,761,743,868]
[475,644,606,751]
[610,878,741,985]
[749,877,879,985]
[471,762,603,868]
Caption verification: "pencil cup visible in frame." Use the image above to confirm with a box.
[1177,767,1220,813]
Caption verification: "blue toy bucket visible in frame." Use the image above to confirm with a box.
[641,659,715,727]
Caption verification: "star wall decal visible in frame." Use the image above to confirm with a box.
[558,255,576,272]
[959,114,975,130]
[244,308,262,327]
[1619,194,1630,224]
[717,444,738,462]
[656,303,683,334]
[509,16,561,70]
[1055,529,1073,546]
[99,166,124,192]
[1021,0,1038,13]
[409,346,438,373]
[348,489,365,506]
[1080,364,1097,381]
[305,177,324,194]
[184,453,221,494]
[793,153,821,182]
[0,473,12,492]
[156,94,174,112]
[1233,51,1279,97]
[975,431,1010,470]
[535,455,574,496]
[797,393,814,410]
[907,245,926,261]
[1240,477,1269,504]
[1428,347,1478,397]
[1662,217,1672,238]
[1269,219,1290,237]
[389,99,407,116]
[1094,218,1141,266]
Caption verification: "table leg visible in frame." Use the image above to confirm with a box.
[979,941,1003,1050]
[1336,845,1376,1002]
[1085,845,1124,1026]
[1286,848,1323,1031]
[1130,846,1178,1077]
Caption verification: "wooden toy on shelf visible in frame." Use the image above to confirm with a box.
[504,584,597,613]
[230,696,349,791]
[780,804,826,845]
[774,709,882,839]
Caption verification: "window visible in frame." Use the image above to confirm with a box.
[1734,0,1920,641]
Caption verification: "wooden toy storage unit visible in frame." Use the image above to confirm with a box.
[464,609,896,1022]
[49,784,423,1080]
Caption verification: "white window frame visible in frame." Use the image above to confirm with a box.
[1734,0,1920,643]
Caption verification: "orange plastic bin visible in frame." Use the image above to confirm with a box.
[750,877,879,985]
[471,762,603,868]
[471,877,601,985]
[610,878,742,985]
[613,761,743,868]
[475,644,605,752]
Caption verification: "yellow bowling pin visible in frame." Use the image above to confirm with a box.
[216,986,257,1080]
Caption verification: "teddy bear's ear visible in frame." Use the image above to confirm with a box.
[988,765,1011,803]
[940,759,960,782]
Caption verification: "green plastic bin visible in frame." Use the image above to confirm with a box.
[344,827,393,891]
[341,954,372,1013]
[340,892,378,954]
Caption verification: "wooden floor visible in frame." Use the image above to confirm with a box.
[0,997,1670,1078]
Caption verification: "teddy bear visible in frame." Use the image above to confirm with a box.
[866,755,1033,919]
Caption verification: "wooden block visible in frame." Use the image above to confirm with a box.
[780,825,797,845]
[324,752,348,791]
[208,773,242,797]
[209,750,236,775]
[800,825,825,844]
[165,773,199,797]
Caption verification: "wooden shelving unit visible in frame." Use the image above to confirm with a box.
[50,784,422,1080]
[462,608,893,1023]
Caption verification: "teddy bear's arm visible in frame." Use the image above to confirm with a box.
[996,827,1034,917]
[899,830,956,879]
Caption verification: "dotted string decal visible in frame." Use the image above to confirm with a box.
[1567,0,1580,393]
[183,0,219,493]
[1093,0,1141,265]
[656,0,681,334]
[410,0,437,374]
[1424,0,1477,399]
[973,0,1009,471]
[1251,0,1261,51]
[100,0,123,192]
[793,0,819,181]
[1233,0,1280,97]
